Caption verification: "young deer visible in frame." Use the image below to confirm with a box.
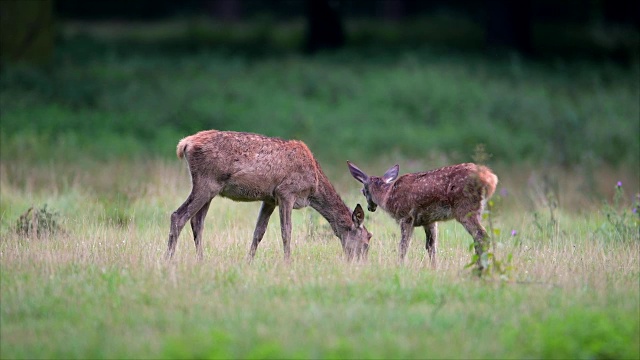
[166,130,372,261]
[347,161,498,268]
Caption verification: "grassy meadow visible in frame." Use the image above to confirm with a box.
[1,21,639,359]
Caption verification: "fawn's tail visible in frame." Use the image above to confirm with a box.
[477,165,499,199]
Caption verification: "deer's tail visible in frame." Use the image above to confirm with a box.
[176,136,192,159]
[477,165,498,199]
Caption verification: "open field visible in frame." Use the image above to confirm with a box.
[1,21,639,358]
[1,159,639,359]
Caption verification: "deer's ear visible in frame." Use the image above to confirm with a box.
[352,204,365,227]
[383,164,399,183]
[347,161,368,184]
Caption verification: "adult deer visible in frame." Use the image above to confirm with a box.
[166,130,372,261]
[347,161,498,268]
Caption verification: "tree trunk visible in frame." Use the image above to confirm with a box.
[205,0,241,22]
[485,0,533,55]
[304,0,345,54]
[0,0,54,66]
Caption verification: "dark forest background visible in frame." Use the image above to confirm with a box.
[3,0,640,64]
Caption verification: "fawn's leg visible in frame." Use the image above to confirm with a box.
[248,201,276,261]
[399,217,415,262]
[457,213,488,270]
[424,222,438,268]
[190,199,212,261]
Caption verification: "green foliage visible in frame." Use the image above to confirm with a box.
[1,35,638,166]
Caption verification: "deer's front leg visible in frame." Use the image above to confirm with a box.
[399,217,415,262]
[249,201,276,261]
[277,197,294,261]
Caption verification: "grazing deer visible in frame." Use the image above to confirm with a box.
[347,161,498,268]
[166,130,372,261]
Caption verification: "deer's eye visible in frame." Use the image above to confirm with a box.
[361,188,365,195]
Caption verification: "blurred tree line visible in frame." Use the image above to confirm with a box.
[1,0,639,65]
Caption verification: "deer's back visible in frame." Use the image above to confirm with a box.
[383,163,495,224]
[182,130,319,201]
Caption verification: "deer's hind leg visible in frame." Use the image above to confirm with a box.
[190,199,212,261]
[456,210,488,270]
[166,181,221,260]
[424,222,438,268]
[248,201,276,261]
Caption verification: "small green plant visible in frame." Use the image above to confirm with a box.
[471,143,491,165]
[15,204,62,238]
[98,192,134,227]
[467,144,514,279]
[466,193,514,280]
[598,182,640,243]
[530,172,560,242]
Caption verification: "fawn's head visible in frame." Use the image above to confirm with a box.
[347,161,399,212]
[343,204,372,260]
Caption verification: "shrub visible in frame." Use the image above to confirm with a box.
[15,204,62,238]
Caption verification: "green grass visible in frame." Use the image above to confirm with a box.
[1,160,639,359]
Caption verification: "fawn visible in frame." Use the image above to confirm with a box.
[347,161,498,268]
[166,130,372,261]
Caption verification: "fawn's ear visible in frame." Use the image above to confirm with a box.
[352,204,365,227]
[383,164,399,183]
[347,161,368,184]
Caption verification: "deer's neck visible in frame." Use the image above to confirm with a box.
[309,172,354,244]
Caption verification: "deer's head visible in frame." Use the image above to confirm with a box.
[343,203,372,260]
[347,161,399,212]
